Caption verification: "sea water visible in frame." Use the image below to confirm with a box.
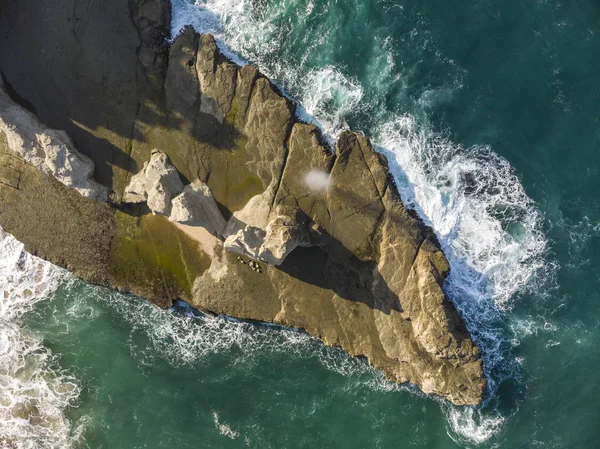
[2,0,600,447]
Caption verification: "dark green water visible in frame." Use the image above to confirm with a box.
[3,0,600,447]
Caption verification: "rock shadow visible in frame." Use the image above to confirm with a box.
[277,220,404,315]
[0,2,241,191]
[278,244,403,315]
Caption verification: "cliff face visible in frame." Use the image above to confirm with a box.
[0,0,485,404]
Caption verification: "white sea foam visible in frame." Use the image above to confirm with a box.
[446,406,506,446]
[212,411,239,439]
[172,1,552,443]
[299,66,364,133]
[170,0,364,135]
[85,289,372,382]
[559,215,600,267]
[375,115,549,308]
[0,227,83,449]
[373,115,554,442]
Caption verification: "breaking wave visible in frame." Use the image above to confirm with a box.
[0,1,555,446]
[171,0,554,444]
[0,227,84,449]
[75,292,374,381]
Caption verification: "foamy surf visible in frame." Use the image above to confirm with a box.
[85,292,373,381]
[0,1,554,444]
[171,0,553,444]
[0,227,83,449]
[446,406,506,446]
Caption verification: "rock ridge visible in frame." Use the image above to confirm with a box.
[0,0,485,405]
[0,78,107,201]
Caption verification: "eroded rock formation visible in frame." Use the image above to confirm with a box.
[224,205,311,266]
[123,149,184,215]
[0,0,485,405]
[0,79,107,201]
[169,180,227,237]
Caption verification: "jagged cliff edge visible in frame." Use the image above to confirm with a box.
[0,0,485,405]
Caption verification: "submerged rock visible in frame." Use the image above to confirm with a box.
[0,0,485,405]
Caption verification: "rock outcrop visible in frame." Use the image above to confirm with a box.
[123,149,184,215]
[0,79,107,201]
[0,0,485,405]
[224,205,311,266]
[169,180,226,237]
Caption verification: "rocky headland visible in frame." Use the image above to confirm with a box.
[0,0,485,404]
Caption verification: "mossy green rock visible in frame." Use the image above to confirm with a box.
[111,212,210,307]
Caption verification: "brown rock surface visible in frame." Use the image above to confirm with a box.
[0,0,485,404]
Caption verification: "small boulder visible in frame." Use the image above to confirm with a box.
[223,225,266,260]
[257,206,311,265]
[223,206,310,266]
[123,149,184,215]
[169,179,226,237]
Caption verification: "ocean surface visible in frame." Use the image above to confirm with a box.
[2,0,600,447]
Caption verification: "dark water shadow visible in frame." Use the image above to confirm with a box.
[214,204,404,315]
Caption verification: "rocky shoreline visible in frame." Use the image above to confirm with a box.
[0,0,485,404]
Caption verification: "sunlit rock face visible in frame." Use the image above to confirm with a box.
[0,1,485,406]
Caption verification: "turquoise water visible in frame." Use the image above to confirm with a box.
[3,0,600,447]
